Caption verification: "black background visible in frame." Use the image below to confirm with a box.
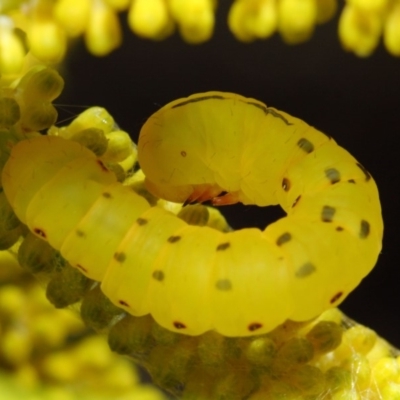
[59,3,400,348]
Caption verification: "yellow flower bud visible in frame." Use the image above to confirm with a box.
[169,0,215,43]
[53,0,91,37]
[384,4,400,56]
[347,0,388,13]
[28,20,67,63]
[128,0,171,39]
[0,328,32,366]
[103,130,134,163]
[229,0,277,40]
[0,23,25,74]
[103,0,131,11]
[85,1,121,56]
[278,0,317,44]
[316,0,337,24]
[64,107,115,137]
[372,357,400,388]
[338,4,382,57]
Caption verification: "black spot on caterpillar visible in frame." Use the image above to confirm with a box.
[2,92,383,337]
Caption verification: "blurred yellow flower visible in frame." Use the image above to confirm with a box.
[1,0,400,76]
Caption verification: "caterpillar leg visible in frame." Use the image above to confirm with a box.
[212,191,240,206]
[184,186,240,206]
[183,184,224,205]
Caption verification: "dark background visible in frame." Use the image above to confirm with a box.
[59,3,400,348]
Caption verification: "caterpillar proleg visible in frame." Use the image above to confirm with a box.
[2,92,383,337]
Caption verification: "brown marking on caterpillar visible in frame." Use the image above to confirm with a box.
[330,292,343,304]
[76,264,87,273]
[102,192,112,198]
[119,300,129,307]
[321,206,336,222]
[276,232,292,246]
[348,179,356,184]
[244,101,293,126]
[168,235,181,243]
[33,228,47,239]
[136,218,148,226]
[217,242,230,251]
[152,270,165,281]
[114,252,126,263]
[336,226,344,232]
[297,138,314,153]
[181,151,187,157]
[356,162,371,181]
[171,94,225,109]
[96,159,108,172]
[325,168,341,184]
[292,195,301,208]
[173,321,187,329]
[215,279,232,291]
[296,262,316,278]
[75,229,85,237]
[282,178,291,191]
[248,322,263,332]
[170,93,294,132]
[360,220,370,239]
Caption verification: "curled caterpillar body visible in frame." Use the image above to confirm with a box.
[2,92,383,337]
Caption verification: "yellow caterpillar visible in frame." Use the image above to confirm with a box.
[2,92,383,337]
